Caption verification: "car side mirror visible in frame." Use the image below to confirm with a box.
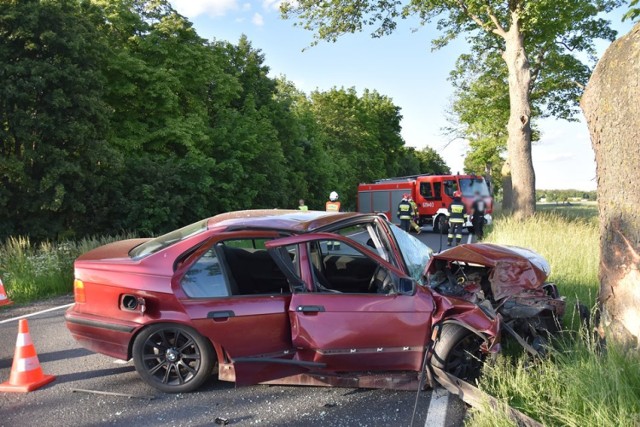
[397,277,416,295]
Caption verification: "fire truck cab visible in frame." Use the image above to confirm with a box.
[357,174,493,233]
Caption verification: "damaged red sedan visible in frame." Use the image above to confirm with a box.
[66,210,525,393]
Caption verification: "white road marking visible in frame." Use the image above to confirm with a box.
[425,387,450,427]
[0,303,74,325]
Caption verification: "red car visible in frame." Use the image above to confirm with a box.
[66,210,505,393]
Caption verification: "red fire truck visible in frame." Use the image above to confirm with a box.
[357,174,493,232]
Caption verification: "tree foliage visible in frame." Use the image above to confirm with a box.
[282,0,621,218]
[624,0,640,21]
[0,0,447,240]
[0,0,112,239]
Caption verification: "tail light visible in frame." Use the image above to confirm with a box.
[74,279,85,303]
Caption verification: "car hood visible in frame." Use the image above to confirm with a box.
[430,243,551,301]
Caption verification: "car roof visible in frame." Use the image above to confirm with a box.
[206,209,369,233]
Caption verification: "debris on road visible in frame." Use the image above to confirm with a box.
[72,388,155,400]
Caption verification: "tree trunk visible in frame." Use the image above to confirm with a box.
[501,159,513,213]
[581,22,640,349]
[501,12,536,219]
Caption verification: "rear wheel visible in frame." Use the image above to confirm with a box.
[431,324,485,382]
[132,323,216,393]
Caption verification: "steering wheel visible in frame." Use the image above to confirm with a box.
[368,266,392,294]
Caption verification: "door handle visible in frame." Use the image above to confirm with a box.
[296,305,325,313]
[207,310,235,320]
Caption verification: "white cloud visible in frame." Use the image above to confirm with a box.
[262,0,281,10]
[252,12,265,26]
[242,3,252,11]
[170,0,239,18]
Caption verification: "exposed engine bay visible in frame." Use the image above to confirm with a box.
[426,247,566,354]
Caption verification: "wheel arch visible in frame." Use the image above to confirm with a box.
[126,319,216,360]
[434,320,491,347]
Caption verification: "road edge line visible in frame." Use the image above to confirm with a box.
[424,387,449,427]
[0,303,74,325]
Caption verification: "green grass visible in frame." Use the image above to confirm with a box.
[469,203,640,426]
[486,204,599,310]
[0,234,135,304]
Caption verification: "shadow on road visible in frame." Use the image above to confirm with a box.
[54,365,136,384]
[38,347,94,363]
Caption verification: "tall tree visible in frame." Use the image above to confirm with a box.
[96,0,215,156]
[273,77,335,209]
[0,0,112,240]
[446,52,542,200]
[415,146,450,175]
[282,0,621,219]
[581,22,640,349]
[307,87,406,209]
[209,37,289,210]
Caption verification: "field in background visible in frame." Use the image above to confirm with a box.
[488,202,599,311]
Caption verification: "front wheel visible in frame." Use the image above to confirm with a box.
[431,324,485,383]
[132,323,216,393]
[434,215,448,234]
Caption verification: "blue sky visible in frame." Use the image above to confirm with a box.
[169,0,634,191]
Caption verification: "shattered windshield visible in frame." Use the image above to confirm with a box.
[389,224,433,284]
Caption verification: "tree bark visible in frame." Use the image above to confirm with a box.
[501,159,513,213]
[501,11,535,219]
[581,22,640,349]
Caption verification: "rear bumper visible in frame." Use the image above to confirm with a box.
[65,307,140,360]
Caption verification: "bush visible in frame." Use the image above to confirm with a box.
[0,234,134,303]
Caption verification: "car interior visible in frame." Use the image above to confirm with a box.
[218,244,291,295]
[309,240,392,294]
[181,233,395,298]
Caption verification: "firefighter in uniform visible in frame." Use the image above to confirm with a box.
[325,191,341,212]
[326,191,341,250]
[447,190,466,246]
[397,194,414,232]
[408,197,421,234]
[471,191,486,240]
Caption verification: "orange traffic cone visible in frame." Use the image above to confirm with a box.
[0,277,12,307]
[0,319,55,392]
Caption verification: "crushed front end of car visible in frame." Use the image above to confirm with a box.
[425,243,566,354]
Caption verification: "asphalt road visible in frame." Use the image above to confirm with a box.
[0,227,468,427]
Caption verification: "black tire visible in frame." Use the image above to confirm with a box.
[434,215,448,234]
[431,324,485,382]
[132,323,216,393]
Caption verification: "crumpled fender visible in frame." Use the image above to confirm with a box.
[430,292,501,354]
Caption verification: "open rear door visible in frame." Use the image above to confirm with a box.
[176,235,323,386]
